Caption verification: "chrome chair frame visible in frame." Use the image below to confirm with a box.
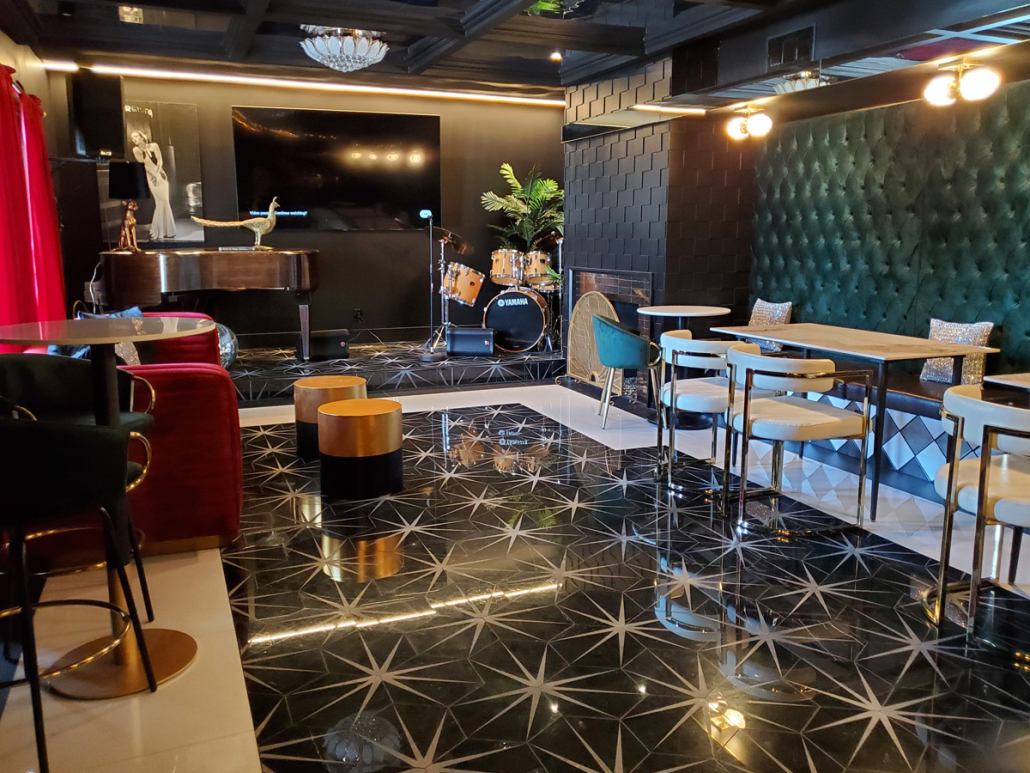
[729,365,873,531]
[661,347,729,494]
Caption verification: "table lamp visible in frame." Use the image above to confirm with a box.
[108,161,150,251]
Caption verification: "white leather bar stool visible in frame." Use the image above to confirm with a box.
[934,385,1030,634]
[727,345,873,529]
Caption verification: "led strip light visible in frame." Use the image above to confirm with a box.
[41,61,566,108]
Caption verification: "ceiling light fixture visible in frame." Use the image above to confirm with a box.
[631,104,707,116]
[43,63,565,107]
[726,106,773,141]
[299,27,388,73]
[550,49,564,63]
[774,69,830,95]
[924,60,1001,106]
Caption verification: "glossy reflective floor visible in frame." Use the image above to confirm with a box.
[227,404,1030,773]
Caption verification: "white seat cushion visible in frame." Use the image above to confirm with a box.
[731,395,865,442]
[933,454,1030,527]
[661,378,773,415]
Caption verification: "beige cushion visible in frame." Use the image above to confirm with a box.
[933,454,1030,527]
[732,395,865,442]
[662,377,773,414]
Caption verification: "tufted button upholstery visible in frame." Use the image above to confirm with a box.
[751,85,1030,371]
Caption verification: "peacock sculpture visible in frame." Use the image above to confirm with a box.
[193,197,280,248]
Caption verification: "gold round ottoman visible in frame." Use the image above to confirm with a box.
[294,376,367,460]
[318,398,403,499]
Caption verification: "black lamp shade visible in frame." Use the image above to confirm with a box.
[108,161,151,200]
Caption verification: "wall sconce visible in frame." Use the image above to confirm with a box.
[924,61,1001,107]
[726,107,773,141]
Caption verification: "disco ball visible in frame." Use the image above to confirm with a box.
[323,713,400,772]
[216,323,238,368]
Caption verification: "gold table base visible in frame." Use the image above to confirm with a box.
[48,628,197,700]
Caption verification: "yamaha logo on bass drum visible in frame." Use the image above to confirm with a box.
[497,297,530,308]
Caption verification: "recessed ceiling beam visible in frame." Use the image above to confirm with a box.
[265,0,464,39]
[481,17,645,56]
[54,0,245,16]
[0,0,40,45]
[406,0,539,75]
[225,0,271,60]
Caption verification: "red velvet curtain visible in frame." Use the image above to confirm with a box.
[0,66,33,351]
[0,66,64,351]
[20,92,65,323]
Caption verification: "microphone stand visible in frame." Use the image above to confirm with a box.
[420,225,447,362]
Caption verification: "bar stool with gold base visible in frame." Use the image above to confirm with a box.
[294,376,368,460]
[0,418,159,773]
[319,398,404,499]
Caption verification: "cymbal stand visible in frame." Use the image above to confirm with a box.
[420,237,449,362]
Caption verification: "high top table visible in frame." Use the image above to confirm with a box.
[711,322,999,522]
[0,316,215,698]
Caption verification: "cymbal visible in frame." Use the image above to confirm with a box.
[535,231,563,253]
[426,226,474,255]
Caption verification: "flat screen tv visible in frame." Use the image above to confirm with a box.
[232,107,441,231]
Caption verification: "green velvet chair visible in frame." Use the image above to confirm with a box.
[0,354,156,619]
[0,418,157,773]
[591,314,661,429]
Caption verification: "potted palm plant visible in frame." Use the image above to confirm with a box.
[481,163,564,254]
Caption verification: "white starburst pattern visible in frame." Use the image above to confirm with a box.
[538,722,699,773]
[472,514,556,554]
[712,605,845,676]
[441,486,513,517]
[298,638,461,721]
[398,544,495,591]
[374,714,502,773]
[764,564,885,617]
[629,654,721,748]
[559,597,670,665]
[420,596,557,655]
[807,666,970,768]
[860,613,971,681]
[470,647,615,738]
[519,549,620,592]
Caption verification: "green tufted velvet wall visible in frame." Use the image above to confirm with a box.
[752,79,1030,372]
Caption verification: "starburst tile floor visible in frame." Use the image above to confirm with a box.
[226,405,1030,773]
[229,343,566,405]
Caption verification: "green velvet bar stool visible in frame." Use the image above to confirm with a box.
[591,314,662,429]
[0,418,157,773]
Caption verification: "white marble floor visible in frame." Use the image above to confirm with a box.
[2,380,1023,773]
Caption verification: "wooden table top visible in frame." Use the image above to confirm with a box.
[711,322,999,363]
[984,373,1030,390]
[0,316,215,346]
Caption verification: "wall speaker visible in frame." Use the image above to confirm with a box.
[67,71,124,159]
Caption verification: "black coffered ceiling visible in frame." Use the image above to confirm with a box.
[3,0,1030,99]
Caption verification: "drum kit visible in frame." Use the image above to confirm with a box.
[422,225,563,357]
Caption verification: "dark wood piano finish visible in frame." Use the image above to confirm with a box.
[101,248,319,360]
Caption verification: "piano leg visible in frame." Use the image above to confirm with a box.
[298,292,312,361]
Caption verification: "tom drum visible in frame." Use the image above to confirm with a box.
[490,249,524,286]
[523,251,553,286]
[441,263,485,307]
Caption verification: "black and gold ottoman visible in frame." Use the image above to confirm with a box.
[294,376,367,460]
[318,398,404,499]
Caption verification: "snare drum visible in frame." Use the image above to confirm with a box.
[490,249,524,286]
[524,251,553,286]
[441,263,485,307]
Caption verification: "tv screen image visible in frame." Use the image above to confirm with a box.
[232,107,441,231]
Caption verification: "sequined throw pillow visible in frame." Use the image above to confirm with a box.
[919,319,993,385]
[747,299,792,353]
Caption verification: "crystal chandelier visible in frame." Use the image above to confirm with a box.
[299,27,388,73]
[774,70,830,95]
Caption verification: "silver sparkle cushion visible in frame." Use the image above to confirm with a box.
[920,318,993,385]
[747,299,792,353]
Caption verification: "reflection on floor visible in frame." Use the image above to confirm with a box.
[228,403,1030,773]
[229,343,566,405]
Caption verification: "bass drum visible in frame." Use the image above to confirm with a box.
[483,289,548,353]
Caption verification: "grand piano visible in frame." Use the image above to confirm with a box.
[101,248,319,360]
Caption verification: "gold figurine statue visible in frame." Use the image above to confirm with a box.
[192,197,280,248]
[118,200,140,251]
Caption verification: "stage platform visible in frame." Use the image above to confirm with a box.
[229,341,566,405]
